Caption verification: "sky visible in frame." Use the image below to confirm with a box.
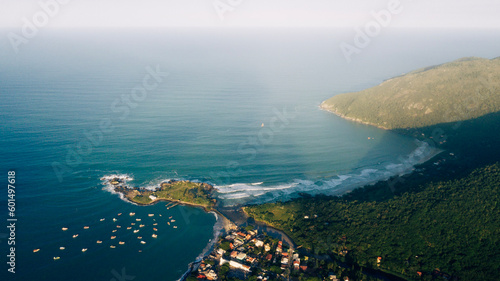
[1,0,499,29]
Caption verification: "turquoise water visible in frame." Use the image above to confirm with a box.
[1,29,499,280]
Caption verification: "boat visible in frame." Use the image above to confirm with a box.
[62,227,68,231]
[53,257,60,260]
[82,248,87,252]
[100,218,105,221]
[116,225,121,228]
[140,241,146,244]
[119,241,125,245]
[137,236,142,239]
[167,222,170,225]
[59,247,65,250]
[127,227,132,230]
[139,224,145,228]
[169,216,173,219]
[152,234,157,238]
[136,219,141,221]
[113,218,117,222]
[173,226,178,229]
[97,241,102,244]
[131,223,135,225]
[73,234,79,238]
[112,230,117,233]
[171,220,175,223]
[148,214,154,217]
[134,230,139,233]
[111,236,116,239]
[129,212,135,216]
[153,228,158,231]
[153,223,158,226]
[83,226,89,229]
[118,213,122,216]
[33,249,40,253]
[110,245,116,249]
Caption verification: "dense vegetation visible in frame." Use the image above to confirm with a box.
[112,180,215,207]
[321,57,500,129]
[246,164,500,280]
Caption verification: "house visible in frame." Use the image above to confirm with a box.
[265,254,273,261]
[264,244,271,252]
[229,243,234,250]
[230,251,238,259]
[205,270,217,281]
[281,257,289,265]
[304,216,309,219]
[217,248,226,256]
[149,195,157,200]
[246,256,256,264]
[236,252,247,261]
[254,240,264,247]
[282,252,288,257]
[229,260,251,272]
[328,274,338,281]
[236,232,246,239]
[293,260,300,270]
[377,256,382,265]
[300,265,308,272]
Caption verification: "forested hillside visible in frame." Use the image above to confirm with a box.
[246,164,500,280]
[321,57,500,129]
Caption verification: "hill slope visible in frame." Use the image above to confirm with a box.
[246,163,500,280]
[321,57,500,129]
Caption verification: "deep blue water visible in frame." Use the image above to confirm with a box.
[1,28,499,280]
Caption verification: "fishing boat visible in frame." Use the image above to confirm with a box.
[136,219,141,222]
[139,224,145,228]
[127,227,132,230]
[137,236,142,239]
[116,225,121,228]
[97,241,102,244]
[59,247,65,250]
[140,241,146,244]
[83,226,89,229]
[53,257,60,260]
[62,227,68,231]
[148,214,154,217]
[82,248,87,252]
[129,212,135,216]
[134,230,139,233]
[167,222,170,225]
[131,223,136,225]
[33,249,40,253]
[173,226,178,229]
[73,234,79,238]
[171,220,176,223]
[153,223,158,226]
[100,218,105,221]
[153,228,158,231]
[110,245,116,249]
[152,234,157,238]
[111,236,116,239]
[112,230,117,233]
[119,241,125,245]
[113,218,117,222]
[118,213,122,216]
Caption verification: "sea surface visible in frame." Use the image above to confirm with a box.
[1,28,499,280]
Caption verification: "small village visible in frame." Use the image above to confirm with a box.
[187,225,348,281]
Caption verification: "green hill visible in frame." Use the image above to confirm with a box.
[321,57,500,129]
[246,163,500,280]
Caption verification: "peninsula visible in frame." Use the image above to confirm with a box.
[104,177,217,209]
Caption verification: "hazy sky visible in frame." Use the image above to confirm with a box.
[1,0,499,29]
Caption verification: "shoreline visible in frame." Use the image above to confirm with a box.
[319,102,391,130]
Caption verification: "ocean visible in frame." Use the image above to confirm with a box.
[1,28,499,280]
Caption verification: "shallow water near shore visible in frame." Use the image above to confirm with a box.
[1,29,499,280]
